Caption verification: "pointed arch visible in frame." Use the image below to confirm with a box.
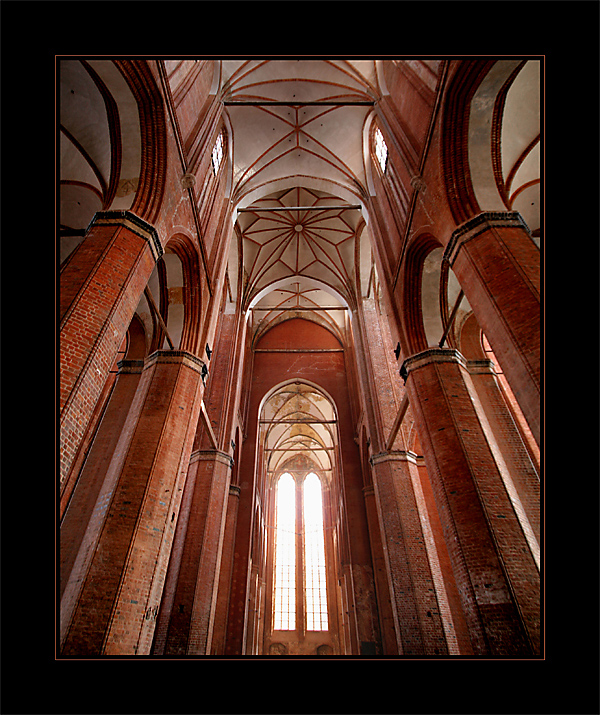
[114,60,168,225]
[163,231,203,354]
[400,232,444,354]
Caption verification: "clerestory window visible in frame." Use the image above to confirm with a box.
[374,126,388,173]
[211,130,224,175]
[273,472,329,633]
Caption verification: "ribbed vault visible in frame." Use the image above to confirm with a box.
[240,186,361,307]
[221,59,381,206]
[261,382,337,480]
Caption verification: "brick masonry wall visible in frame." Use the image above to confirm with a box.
[154,294,245,654]
[60,218,160,487]
[467,362,540,554]
[448,217,540,444]
[61,351,205,656]
[371,454,449,655]
[207,484,241,655]
[403,349,539,655]
[156,451,231,655]
[60,365,143,604]
[416,458,474,655]
[362,486,399,655]
[356,297,455,654]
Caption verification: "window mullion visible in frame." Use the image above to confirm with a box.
[296,476,305,635]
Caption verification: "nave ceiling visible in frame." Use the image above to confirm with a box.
[220,60,385,341]
[221,59,382,208]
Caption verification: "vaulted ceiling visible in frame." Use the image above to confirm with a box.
[221,60,382,208]
[238,186,362,305]
[261,382,337,479]
[221,61,382,339]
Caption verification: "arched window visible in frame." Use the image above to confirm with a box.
[211,130,225,175]
[303,473,328,631]
[374,126,388,173]
[272,472,329,633]
[273,472,296,631]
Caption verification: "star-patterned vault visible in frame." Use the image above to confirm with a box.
[239,186,362,308]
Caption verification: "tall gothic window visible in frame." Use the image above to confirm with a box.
[303,473,328,631]
[374,126,388,173]
[273,472,296,631]
[211,130,224,175]
[272,472,329,633]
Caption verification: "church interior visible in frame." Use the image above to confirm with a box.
[58,57,542,658]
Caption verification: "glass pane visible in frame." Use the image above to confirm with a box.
[374,127,388,172]
[273,473,296,630]
[303,473,328,631]
[212,132,224,174]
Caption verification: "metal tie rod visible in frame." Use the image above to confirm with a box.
[223,100,374,106]
[250,307,347,311]
[239,205,361,212]
[260,419,337,424]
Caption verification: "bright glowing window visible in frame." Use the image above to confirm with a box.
[374,126,388,173]
[211,131,224,175]
[303,473,328,631]
[272,471,329,633]
[273,473,296,631]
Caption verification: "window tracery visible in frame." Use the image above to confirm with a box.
[272,471,329,633]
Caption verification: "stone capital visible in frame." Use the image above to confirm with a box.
[443,211,530,267]
[400,347,467,382]
[189,449,234,468]
[87,210,163,262]
[466,359,496,375]
[143,349,207,376]
[116,358,145,374]
[370,450,419,467]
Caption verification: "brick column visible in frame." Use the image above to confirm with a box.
[401,348,540,656]
[444,212,540,445]
[154,449,232,656]
[338,440,383,654]
[209,483,241,654]
[60,350,206,656]
[467,359,540,554]
[155,302,244,655]
[60,358,144,605]
[224,425,259,655]
[369,451,449,655]
[361,484,399,655]
[60,211,163,488]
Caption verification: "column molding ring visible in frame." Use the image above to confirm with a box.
[117,358,145,374]
[466,358,496,375]
[400,347,467,383]
[370,450,419,466]
[87,210,164,262]
[443,210,530,267]
[143,349,207,376]
[189,449,233,467]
